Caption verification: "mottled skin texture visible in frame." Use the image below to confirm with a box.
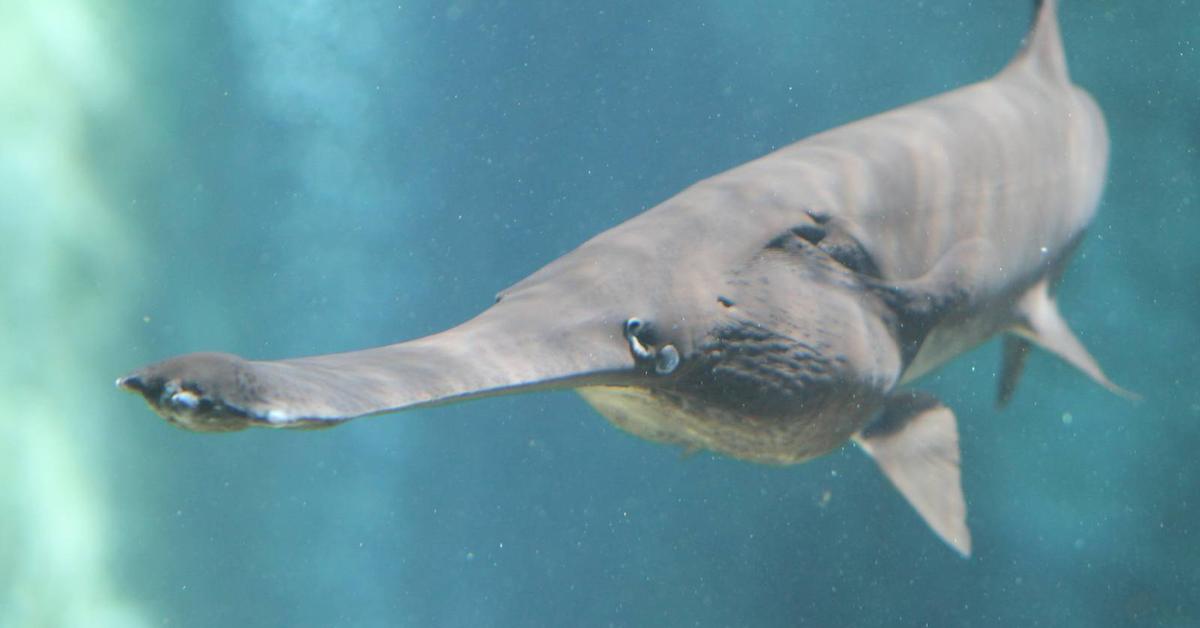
[120,2,1105,466]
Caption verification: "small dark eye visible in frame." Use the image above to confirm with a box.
[625,318,643,334]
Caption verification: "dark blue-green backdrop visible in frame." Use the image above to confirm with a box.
[20,1,1196,626]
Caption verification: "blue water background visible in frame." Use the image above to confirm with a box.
[7,1,1197,626]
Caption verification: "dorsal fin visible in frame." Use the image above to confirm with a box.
[1004,0,1069,84]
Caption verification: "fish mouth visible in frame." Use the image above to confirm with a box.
[116,372,253,432]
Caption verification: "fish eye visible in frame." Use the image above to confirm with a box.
[655,345,680,375]
[170,390,201,409]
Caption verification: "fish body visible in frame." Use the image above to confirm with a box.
[120,0,1125,556]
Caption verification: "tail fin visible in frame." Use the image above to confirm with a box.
[1004,0,1069,83]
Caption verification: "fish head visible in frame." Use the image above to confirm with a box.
[577,244,904,463]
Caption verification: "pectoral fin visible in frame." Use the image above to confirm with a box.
[868,238,998,365]
[854,391,971,557]
[1010,280,1136,400]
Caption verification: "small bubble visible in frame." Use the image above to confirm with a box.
[1061,412,1073,425]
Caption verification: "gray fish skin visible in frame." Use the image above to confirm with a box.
[119,1,1123,555]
